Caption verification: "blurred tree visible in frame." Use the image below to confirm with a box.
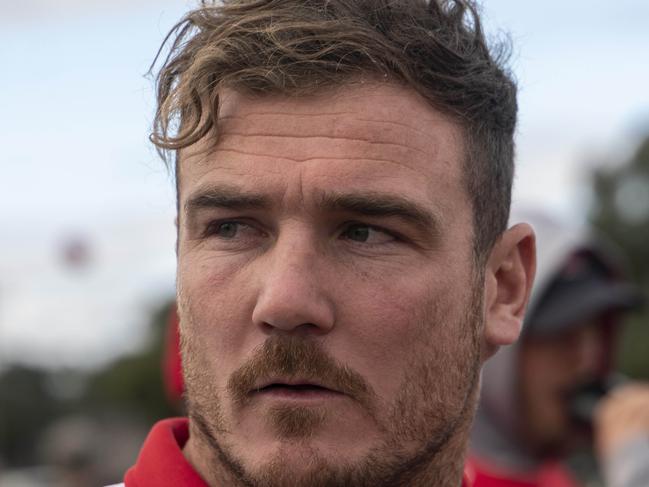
[82,299,178,423]
[0,297,177,469]
[590,133,649,379]
[0,366,64,466]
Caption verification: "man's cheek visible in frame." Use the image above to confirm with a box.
[180,254,254,311]
[334,288,434,382]
[179,287,246,378]
[184,303,246,367]
[180,250,249,287]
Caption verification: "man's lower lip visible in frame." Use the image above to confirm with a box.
[252,387,344,401]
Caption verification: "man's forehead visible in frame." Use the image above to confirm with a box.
[205,84,455,151]
[178,83,464,175]
[175,83,468,229]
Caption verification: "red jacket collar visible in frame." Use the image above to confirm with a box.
[125,418,207,487]
[127,418,473,487]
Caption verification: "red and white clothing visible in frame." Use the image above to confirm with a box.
[122,418,208,487]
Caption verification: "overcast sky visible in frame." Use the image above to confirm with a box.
[1,1,648,370]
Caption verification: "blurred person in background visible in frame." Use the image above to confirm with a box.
[469,208,649,487]
[111,0,540,486]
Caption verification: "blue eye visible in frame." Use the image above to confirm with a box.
[203,220,268,246]
[342,224,395,244]
[344,225,371,242]
[204,221,243,239]
[215,222,239,238]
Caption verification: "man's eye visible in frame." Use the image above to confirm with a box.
[215,222,239,238]
[341,224,395,244]
[205,221,246,239]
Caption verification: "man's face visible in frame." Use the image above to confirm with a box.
[176,83,484,486]
[518,320,607,454]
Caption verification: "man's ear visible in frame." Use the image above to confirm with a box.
[482,223,536,361]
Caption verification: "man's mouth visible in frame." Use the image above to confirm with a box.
[260,383,330,392]
[252,381,344,400]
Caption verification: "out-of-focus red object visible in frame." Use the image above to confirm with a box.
[467,457,580,487]
[60,234,92,270]
[124,418,207,486]
[163,306,184,405]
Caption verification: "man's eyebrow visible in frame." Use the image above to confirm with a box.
[184,186,271,214]
[320,192,441,235]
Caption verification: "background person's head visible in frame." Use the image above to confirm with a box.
[518,245,642,456]
[149,1,534,486]
[475,208,643,465]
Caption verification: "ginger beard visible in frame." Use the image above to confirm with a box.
[178,274,484,487]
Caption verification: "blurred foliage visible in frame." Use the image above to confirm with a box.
[82,299,178,423]
[590,134,649,380]
[617,315,649,380]
[0,366,65,466]
[0,298,177,467]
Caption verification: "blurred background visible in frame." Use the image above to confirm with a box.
[0,1,648,485]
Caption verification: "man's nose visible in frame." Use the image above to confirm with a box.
[251,232,335,335]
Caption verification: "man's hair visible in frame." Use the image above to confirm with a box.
[151,0,517,261]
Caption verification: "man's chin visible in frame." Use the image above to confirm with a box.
[224,442,390,487]
[265,404,328,439]
[236,398,379,448]
[214,411,391,487]
[245,460,344,487]
[238,412,376,465]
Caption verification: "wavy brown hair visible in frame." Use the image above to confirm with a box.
[150,0,517,260]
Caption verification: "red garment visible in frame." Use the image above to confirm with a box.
[163,307,184,404]
[466,456,580,487]
[125,418,207,487]
[126,418,473,486]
